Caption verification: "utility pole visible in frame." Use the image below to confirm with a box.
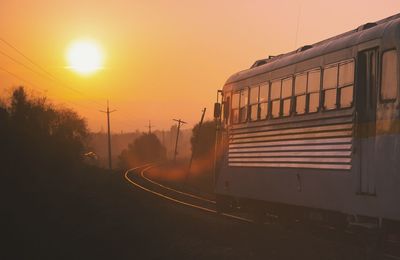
[187,108,206,176]
[172,118,187,163]
[100,100,116,170]
[145,120,154,134]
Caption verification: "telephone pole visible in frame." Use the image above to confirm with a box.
[100,100,116,170]
[188,108,206,174]
[172,118,187,163]
[145,120,154,134]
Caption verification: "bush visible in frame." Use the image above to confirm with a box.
[190,120,216,160]
[119,133,166,169]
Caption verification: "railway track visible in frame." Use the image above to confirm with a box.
[124,163,400,260]
[124,163,251,223]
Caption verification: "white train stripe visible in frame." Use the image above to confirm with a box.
[231,123,353,139]
[228,157,352,163]
[229,137,353,149]
[231,130,353,144]
[228,151,352,157]
[228,162,352,170]
[230,115,354,134]
[228,144,352,153]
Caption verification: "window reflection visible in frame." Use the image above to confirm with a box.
[272,100,280,118]
[323,66,338,90]
[339,61,354,87]
[324,89,337,110]
[259,102,268,119]
[309,93,320,113]
[340,86,353,108]
[296,95,306,114]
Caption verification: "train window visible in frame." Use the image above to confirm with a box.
[259,83,269,119]
[381,50,398,101]
[282,78,293,116]
[240,89,248,123]
[296,95,306,114]
[338,61,354,108]
[295,73,307,114]
[324,89,337,110]
[272,100,280,118]
[309,93,320,112]
[323,65,338,110]
[259,102,269,119]
[271,80,281,99]
[223,95,230,124]
[259,83,269,102]
[323,65,338,89]
[338,61,354,87]
[231,92,240,124]
[249,86,259,121]
[271,80,281,118]
[340,85,353,108]
[308,69,321,113]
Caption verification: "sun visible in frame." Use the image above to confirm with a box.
[67,40,103,75]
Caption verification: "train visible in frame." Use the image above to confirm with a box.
[213,13,400,233]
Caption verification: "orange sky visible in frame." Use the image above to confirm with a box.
[1,0,400,132]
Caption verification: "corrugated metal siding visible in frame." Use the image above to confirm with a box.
[228,111,354,170]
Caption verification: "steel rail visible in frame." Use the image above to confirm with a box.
[140,169,216,204]
[124,164,251,223]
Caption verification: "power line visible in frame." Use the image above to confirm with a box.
[0,38,104,108]
[0,37,56,80]
[0,66,100,112]
[0,37,142,131]
[0,49,48,79]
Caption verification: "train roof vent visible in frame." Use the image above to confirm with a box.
[251,59,267,68]
[296,45,313,53]
[357,22,377,31]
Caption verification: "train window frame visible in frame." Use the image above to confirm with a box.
[294,72,307,115]
[322,60,355,111]
[231,91,240,124]
[337,60,355,109]
[322,63,339,110]
[239,88,249,123]
[249,85,260,121]
[258,82,270,120]
[307,68,322,113]
[270,79,282,118]
[380,49,398,102]
[223,94,231,124]
[281,77,293,117]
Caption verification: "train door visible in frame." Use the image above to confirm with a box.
[356,48,378,195]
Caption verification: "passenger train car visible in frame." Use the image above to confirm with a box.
[214,13,400,231]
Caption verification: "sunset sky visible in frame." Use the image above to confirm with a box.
[1,0,400,133]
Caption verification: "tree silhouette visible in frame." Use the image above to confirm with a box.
[119,133,166,168]
[190,120,216,160]
[0,86,89,175]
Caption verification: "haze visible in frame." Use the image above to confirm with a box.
[1,0,399,132]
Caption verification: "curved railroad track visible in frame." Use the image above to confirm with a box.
[124,163,400,260]
[124,163,251,223]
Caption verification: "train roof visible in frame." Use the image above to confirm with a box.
[224,13,400,87]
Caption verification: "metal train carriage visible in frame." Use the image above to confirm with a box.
[213,13,400,231]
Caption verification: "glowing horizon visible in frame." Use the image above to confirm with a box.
[0,1,400,133]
